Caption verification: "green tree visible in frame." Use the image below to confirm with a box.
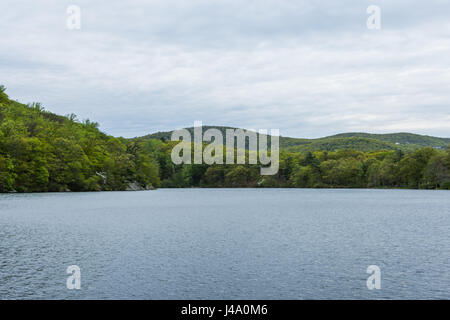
[0,155,15,192]
[225,165,251,187]
[423,153,450,189]
[399,148,438,188]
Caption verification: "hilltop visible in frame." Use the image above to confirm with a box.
[140,127,450,153]
[0,86,160,192]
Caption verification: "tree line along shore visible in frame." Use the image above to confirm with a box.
[1,86,449,192]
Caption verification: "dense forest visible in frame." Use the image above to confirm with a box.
[0,86,160,192]
[146,127,450,152]
[1,86,450,192]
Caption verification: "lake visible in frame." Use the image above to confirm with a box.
[0,189,449,299]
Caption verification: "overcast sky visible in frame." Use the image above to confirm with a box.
[1,0,449,138]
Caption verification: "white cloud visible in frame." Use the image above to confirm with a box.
[1,0,449,138]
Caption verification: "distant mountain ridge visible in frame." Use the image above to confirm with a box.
[139,127,450,152]
[329,132,450,147]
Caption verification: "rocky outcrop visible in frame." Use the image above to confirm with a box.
[125,182,155,191]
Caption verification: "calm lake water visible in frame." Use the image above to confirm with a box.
[0,189,449,300]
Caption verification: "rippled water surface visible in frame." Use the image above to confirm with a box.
[0,189,449,299]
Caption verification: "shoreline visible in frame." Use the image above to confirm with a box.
[2,186,449,194]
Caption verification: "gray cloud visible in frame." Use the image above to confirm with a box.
[1,0,449,138]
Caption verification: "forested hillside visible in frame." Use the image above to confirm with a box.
[329,132,450,150]
[151,148,450,189]
[1,86,450,192]
[0,86,160,192]
[143,128,450,152]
